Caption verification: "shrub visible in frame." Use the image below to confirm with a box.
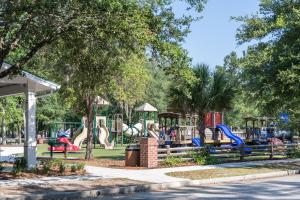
[29,167,39,174]
[76,163,85,171]
[162,156,183,167]
[191,147,218,165]
[51,158,64,168]
[287,145,300,158]
[59,162,66,174]
[0,162,4,171]
[71,165,77,173]
[39,160,53,174]
[42,163,51,174]
[13,157,27,174]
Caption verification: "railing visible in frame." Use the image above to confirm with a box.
[158,143,299,162]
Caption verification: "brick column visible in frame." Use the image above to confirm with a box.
[140,137,158,168]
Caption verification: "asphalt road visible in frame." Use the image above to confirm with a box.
[100,175,300,200]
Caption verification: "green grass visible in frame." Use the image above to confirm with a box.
[37,144,126,160]
[167,163,300,180]
[167,167,278,180]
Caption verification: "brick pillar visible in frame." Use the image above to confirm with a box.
[140,137,158,168]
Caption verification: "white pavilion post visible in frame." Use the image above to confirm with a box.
[24,89,37,169]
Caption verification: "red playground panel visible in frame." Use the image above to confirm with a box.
[205,112,222,128]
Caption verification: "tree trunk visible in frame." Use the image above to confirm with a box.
[124,102,129,123]
[128,106,133,124]
[18,123,22,144]
[2,117,6,145]
[198,112,206,145]
[85,95,94,160]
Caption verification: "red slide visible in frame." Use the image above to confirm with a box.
[48,137,80,152]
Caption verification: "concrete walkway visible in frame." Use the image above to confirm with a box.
[1,158,299,187]
[86,158,300,183]
[0,146,23,162]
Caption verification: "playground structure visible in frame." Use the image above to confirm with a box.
[244,116,276,141]
[48,136,80,152]
[71,116,118,150]
[158,112,198,146]
[200,113,280,147]
[50,115,120,151]
[204,112,234,145]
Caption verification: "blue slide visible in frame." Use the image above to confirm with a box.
[192,138,201,147]
[216,124,244,146]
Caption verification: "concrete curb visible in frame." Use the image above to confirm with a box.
[2,169,300,200]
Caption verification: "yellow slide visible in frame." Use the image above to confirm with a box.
[73,126,87,147]
[98,126,114,149]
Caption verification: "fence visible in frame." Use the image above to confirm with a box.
[158,143,299,162]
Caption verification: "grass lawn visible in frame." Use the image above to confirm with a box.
[37,144,126,160]
[167,163,300,180]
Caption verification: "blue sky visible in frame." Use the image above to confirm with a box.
[173,0,260,68]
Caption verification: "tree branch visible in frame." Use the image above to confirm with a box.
[0,36,54,78]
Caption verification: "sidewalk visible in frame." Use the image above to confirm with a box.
[1,159,300,200]
[0,146,23,162]
[86,158,300,183]
[1,158,300,187]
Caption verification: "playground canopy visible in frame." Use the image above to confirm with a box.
[95,96,110,106]
[135,103,158,112]
[0,63,60,168]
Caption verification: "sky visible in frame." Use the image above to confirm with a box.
[173,0,260,68]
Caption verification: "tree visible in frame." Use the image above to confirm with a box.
[169,64,235,143]
[220,52,259,127]
[142,62,172,112]
[234,0,300,131]
[0,0,89,78]
[0,97,24,144]
[110,55,150,123]
[0,0,206,78]
[24,0,207,159]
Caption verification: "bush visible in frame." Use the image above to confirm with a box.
[13,157,27,174]
[39,160,53,174]
[51,158,64,168]
[59,162,66,174]
[29,167,39,174]
[76,163,85,171]
[0,162,4,171]
[191,147,218,165]
[71,165,77,173]
[287,145,300,158]
[42,163,51,174]
[162,156,183,167]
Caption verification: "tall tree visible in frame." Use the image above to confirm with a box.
[0,0,87,78]
[0,0,206,78]
[234,0,300,131]
[25,0,207,159]
[169,64,235,143]
[110,55,150,123]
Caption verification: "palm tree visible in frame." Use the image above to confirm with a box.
[169,64,235,144]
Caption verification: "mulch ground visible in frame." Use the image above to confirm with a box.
[0,161,85,180]
[0,170,86,180]
[0,178,148,197]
